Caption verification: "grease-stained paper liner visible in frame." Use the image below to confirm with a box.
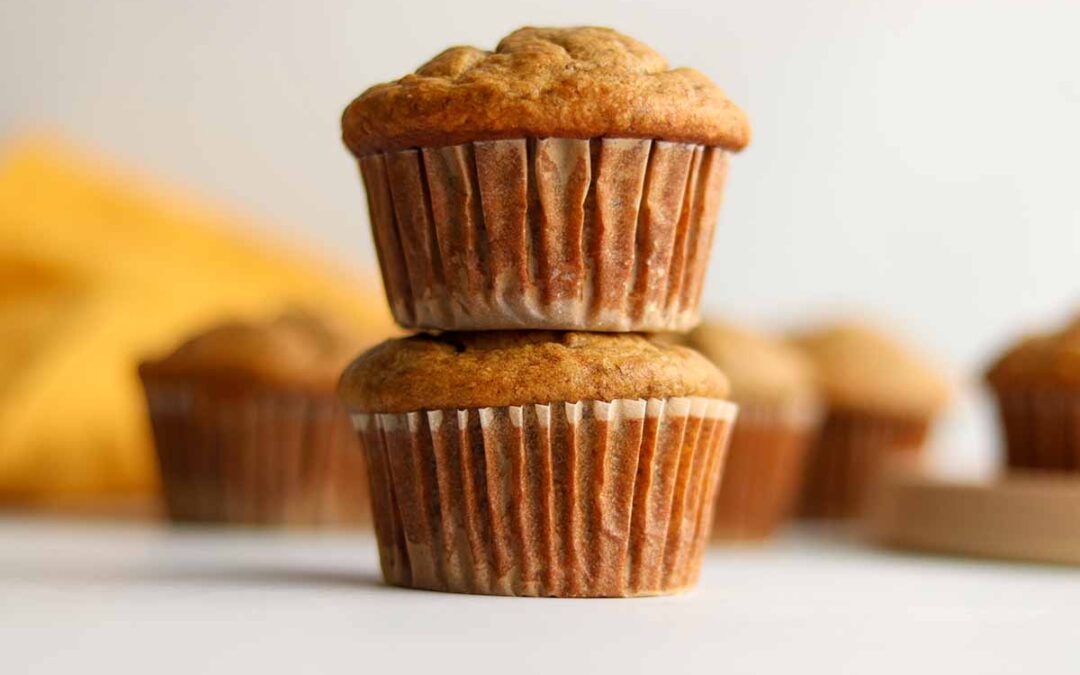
[711,404,817,541]
[351,397,737,597]
[359,137,729,332]
[799,410,929,519]
[142,380,369,527]
[993,387,1080,471]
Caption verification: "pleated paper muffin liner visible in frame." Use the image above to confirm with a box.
[992,387,1080,471]
[141,379,370,527]
[711,403,818,541]
[799,409,930,519]
[359,137,730,332]
[351,396,737,597]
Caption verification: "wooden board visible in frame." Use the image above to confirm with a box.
[866,466,1080,565]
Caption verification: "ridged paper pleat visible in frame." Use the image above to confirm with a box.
[799,410,929,519]
[359,137,729,332]
[994,388,1080,471]
[711,404,817,540]
[353,397,737,597]
[142,380,370,527]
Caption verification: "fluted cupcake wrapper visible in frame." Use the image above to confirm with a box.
[993,387,1080,471]
[711,404,818,541]
[359,137,729,332]
[799,410,929,519]
[142,380,370,527]
[351,397,737,597]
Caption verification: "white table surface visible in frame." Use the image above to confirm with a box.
[2,516,1078,675]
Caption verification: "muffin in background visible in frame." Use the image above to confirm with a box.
[985,311,1080,471]
[792,322,950,518]
[139,309,382,527]
[0,135,397,507]
[342,26,750,333]
[686,320,820,540]
[339,331,738,597]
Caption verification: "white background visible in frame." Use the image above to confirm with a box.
[3,0,1079,472]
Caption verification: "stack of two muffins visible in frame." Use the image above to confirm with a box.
[337,27,751,597]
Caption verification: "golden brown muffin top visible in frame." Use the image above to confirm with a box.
[339,331,729,413]
[985,311,1080,388]
[791,322,950,418]
[342,26,750,156]
[687,320,818,408]
[139,309,374,392]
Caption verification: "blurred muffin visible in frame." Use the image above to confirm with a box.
[687,321,820,540]
[339,331,738,597]
[342,26,750,332]
[139,310,377,527]
[986,311,1080,471]
[792,322,949,518]
[0,135,396,507]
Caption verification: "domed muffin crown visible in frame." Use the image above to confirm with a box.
[140,309,371,392]
[339,331,729,413]
[343,26,750,156]
[792,322,950,417]
[986,309,1080,388]
[687,320,817,408]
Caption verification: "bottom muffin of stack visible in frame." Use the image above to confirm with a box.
[338,332,737,597]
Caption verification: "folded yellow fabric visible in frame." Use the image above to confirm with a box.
[0,135,393,504]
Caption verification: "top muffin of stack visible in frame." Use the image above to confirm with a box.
[342,26,749,332]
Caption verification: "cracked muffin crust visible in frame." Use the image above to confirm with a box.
[342,26,750,156]
[139,309,369,392]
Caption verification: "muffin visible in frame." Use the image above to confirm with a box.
[338,331,738,597]
[342,26,750,332]
[139,310,379,527]
[985,312,1080,471]
[792,322,950,518]
[686,321,820,540]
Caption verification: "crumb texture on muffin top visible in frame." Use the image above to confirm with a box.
[339,331,729,413]
[792,322,949,418]
[139,309,372,391]
[342,26,750,156]
[986,312,1080,387]
[687,320,817,408]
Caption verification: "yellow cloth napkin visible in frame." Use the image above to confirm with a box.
[0,134,393,504]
